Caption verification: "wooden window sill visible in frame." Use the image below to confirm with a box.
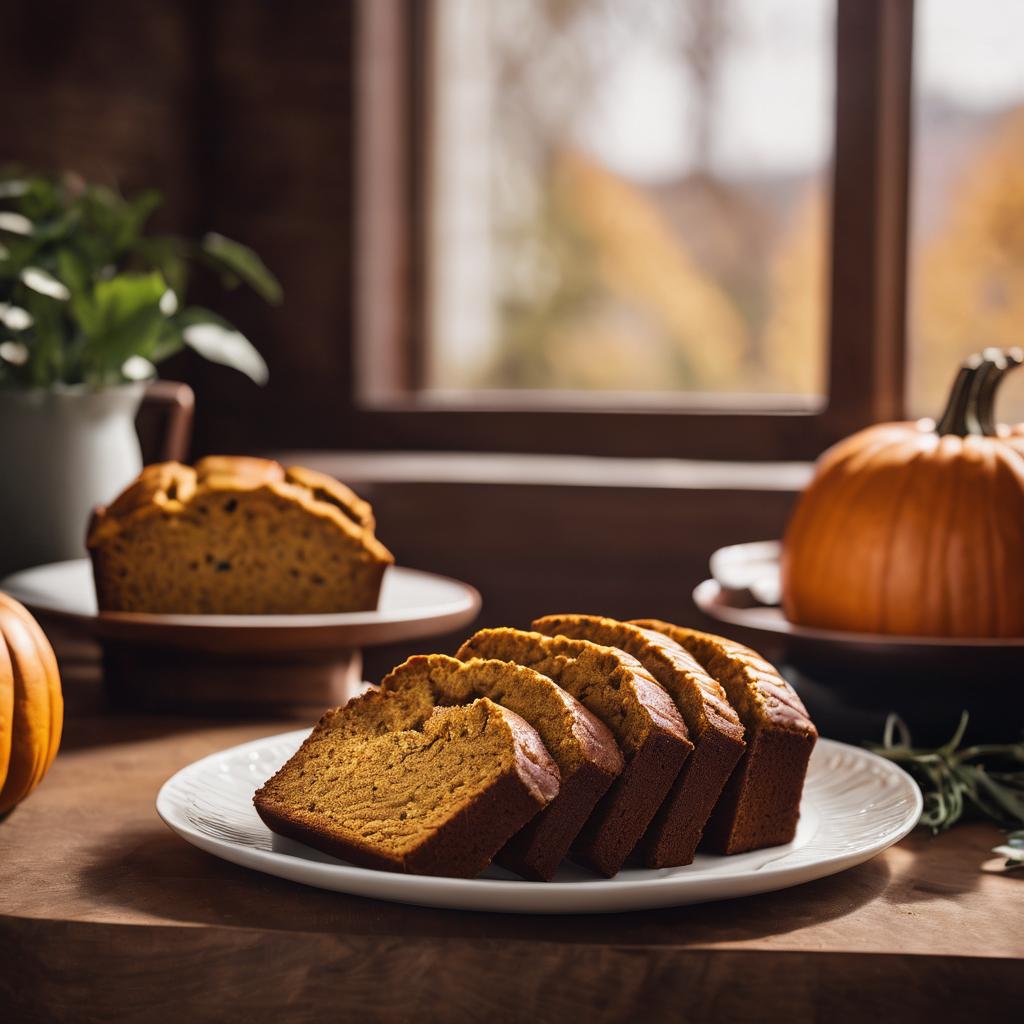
[267,450,814,493]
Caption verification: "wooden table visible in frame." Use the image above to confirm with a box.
[1,657,1022,1023]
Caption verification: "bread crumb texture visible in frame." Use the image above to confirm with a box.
[255,693,558,864]
[456,627,687,757]
[382,653,623,776]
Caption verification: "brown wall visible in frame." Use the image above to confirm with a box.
[0,0,358,454]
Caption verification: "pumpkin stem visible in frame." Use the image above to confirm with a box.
[975,347,1023,435]
[935,354,985,437]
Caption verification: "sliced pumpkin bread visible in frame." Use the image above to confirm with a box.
[533,614,747,868]
[456,627,692,877]
[88,456,393,614]
[253,691,559,878]
[633,620,818,854]
[379,654,622,880]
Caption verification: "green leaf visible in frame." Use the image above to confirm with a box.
[177,305,268,384]
[150,324,185,364]
[20,267,70,301]
[55,248,100,335]
[201,233,283,305]
[91,271,166,333]
[0,302,32,331]
[0,234,42,278]
[868,713,1024,833]
[121,355,157,381]
[0,171,279,388]
[17,175,62,221]
[77,271,167,382]
[0,339,29,365]
[114,188,163,252]
[0,211,32,236]
[81,304,166,383]
[20,287,66,386]
[130,236,188,298]
[74,185,131,267]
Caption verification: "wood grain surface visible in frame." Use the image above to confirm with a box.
[1,688,1022,1022]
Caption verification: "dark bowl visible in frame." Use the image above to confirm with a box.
[694,543,1024,745]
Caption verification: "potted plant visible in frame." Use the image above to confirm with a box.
[0,170,281,576]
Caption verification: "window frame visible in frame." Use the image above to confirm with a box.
[349,0,914,461]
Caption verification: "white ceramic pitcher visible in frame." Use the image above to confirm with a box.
[0,383,145,576]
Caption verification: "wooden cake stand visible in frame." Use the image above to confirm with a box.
[0,559,481,714]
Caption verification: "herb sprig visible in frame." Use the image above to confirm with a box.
[868,712,1024,834]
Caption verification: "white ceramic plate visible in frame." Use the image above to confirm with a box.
[0,559,481,652]
[156,731,922,914]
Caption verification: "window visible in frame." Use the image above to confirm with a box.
[428,0,833,401]
[909,0,1024,423]
[354,0,912,459]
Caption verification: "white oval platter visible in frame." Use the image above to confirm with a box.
[157,731,922,915]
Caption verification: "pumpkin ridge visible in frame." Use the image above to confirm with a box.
[991,445,1024,635]
[0,597,61,813]
[971,442,997,636]
[0,610,50,811]
[0,641,12,793]
[922,438,959,636]
[875,440,948,634]
[807,436,919,629]
[783,429,903,624]
[0,594,62,776]
[875,444,930,634]
[984,451,1009,636]
[947,438,999,636]
[855,440,937,633]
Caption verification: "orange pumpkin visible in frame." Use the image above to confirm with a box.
[0,593,63,814]
[782,348,1024,637]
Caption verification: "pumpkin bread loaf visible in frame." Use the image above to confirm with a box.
[379,654,622,880]
[456,627,692,877]
[633,621,817,854]
[253,691,559,878]
[533,615,747,867]
[87,456,393,614]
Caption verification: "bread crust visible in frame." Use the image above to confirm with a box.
[534,615,747,868]
[633,621,818,854]
[456,628,692,877]
[381,654,623,881]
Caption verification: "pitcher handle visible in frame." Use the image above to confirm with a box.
[138,380,195,463]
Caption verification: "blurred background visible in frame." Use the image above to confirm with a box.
[2,0,1022,667]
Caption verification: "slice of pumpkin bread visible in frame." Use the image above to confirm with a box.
[533,615,747,868]
[88,456,393,614]
[633,620,817,854]
[456,628,692,877]
[380,654,622,880]
[253,692,559,878]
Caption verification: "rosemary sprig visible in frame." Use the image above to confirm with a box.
[867,712,1024,834]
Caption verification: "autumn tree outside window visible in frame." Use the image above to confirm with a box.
[349,0,912,461]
